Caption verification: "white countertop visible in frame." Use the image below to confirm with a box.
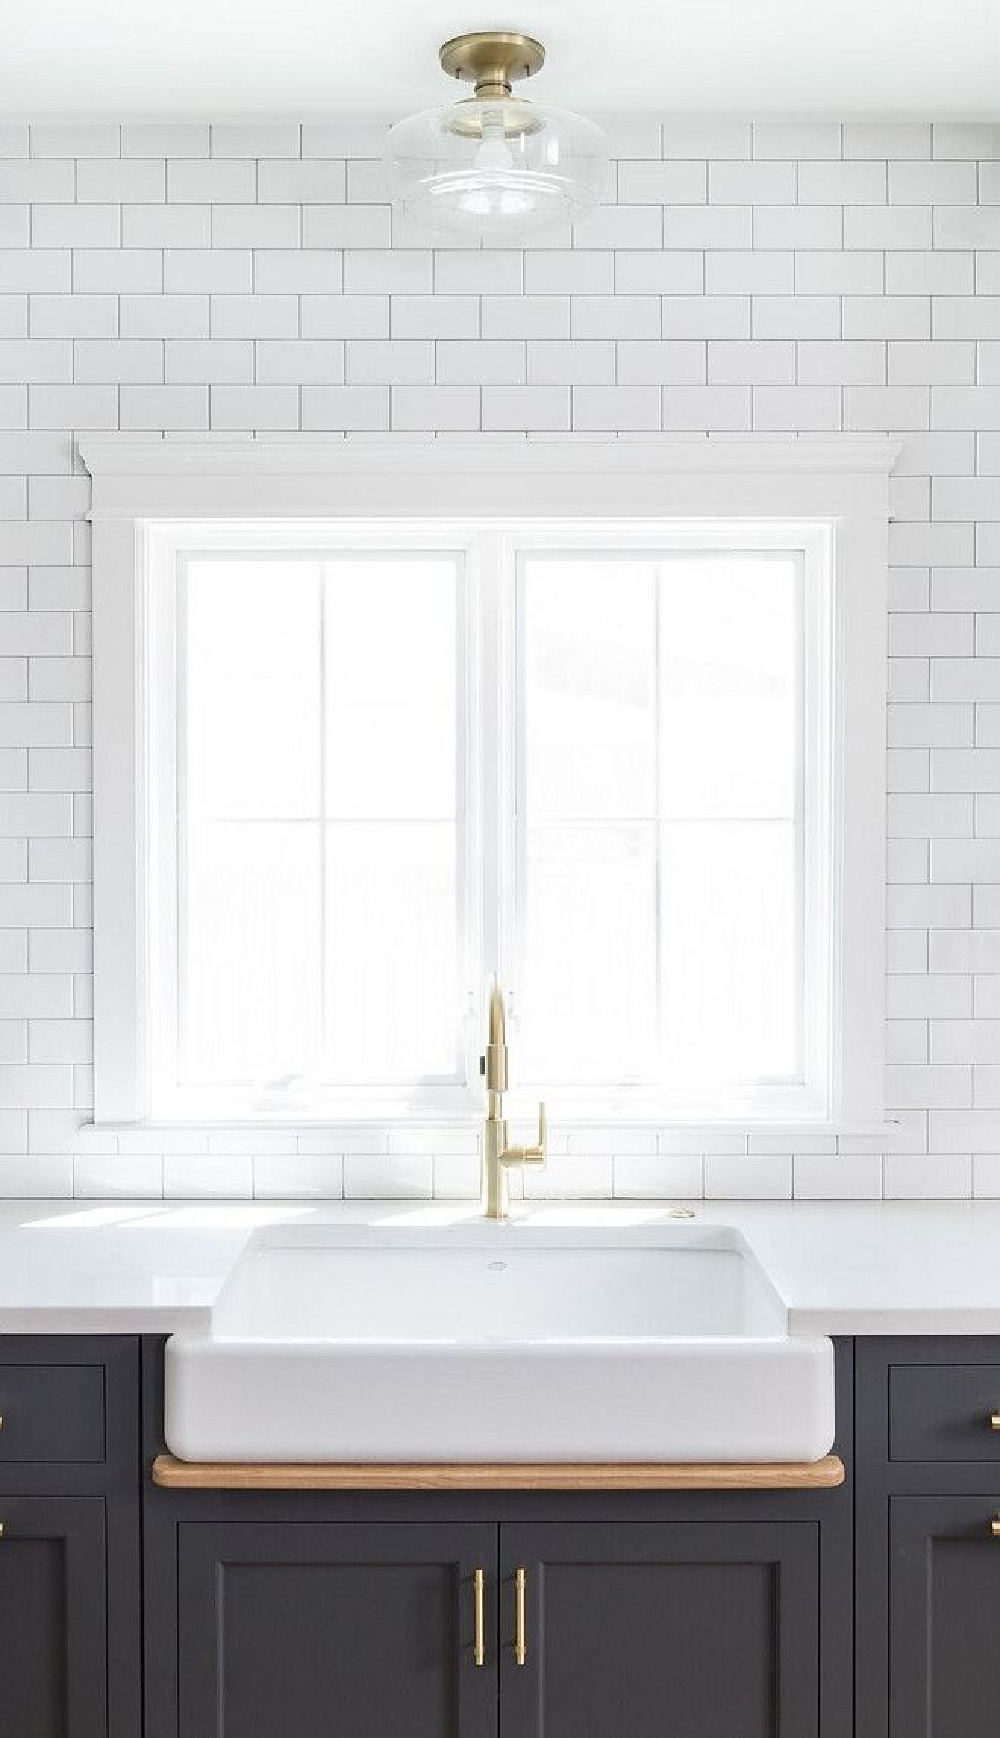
[0,1197,997,1336]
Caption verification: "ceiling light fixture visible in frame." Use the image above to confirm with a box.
[385,31,610,240]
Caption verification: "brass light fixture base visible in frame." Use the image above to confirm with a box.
[439,30,546,100]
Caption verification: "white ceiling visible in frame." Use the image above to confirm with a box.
[5,0,999,118]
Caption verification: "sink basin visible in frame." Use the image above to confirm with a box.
[164,1224,835,1464]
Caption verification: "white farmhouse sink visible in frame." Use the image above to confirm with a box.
[164,1224,835,1464]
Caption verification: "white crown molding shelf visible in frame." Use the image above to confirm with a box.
[81,434,902,525]
[81,435,902,479]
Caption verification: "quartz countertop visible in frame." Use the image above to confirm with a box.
[0,1197,996,1336]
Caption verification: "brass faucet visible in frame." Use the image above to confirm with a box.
[480,979,547,1220]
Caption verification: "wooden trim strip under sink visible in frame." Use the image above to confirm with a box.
[151,1453,845,1491]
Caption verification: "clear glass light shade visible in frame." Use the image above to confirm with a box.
[385,98,610,240]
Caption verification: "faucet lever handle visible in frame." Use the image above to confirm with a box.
[535,1101,547,1158]
[498,1101,547,1171]
[523,1100,547,1166]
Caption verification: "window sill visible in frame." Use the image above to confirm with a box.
[77,1114,897,1154]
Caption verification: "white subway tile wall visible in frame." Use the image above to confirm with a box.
[0,118,995,1196]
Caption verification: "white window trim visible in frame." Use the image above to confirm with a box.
[81,434,898,1130]
[505,521,826,1121]
[146,521,483,1121]
[142,515,826,1126]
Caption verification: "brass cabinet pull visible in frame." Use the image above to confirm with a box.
[990,1412,1000,1431]
[473,1567,485,1667]
[514,1567,527,1667]
[991,1518,1000,1538]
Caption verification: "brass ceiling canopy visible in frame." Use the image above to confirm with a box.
[438,31,545,101]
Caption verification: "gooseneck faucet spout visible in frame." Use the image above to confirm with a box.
[480,979,547,1221]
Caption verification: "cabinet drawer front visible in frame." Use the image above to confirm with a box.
[889,1364,1000,1463]
[0,1365,106,1463]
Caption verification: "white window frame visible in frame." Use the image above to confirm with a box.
[505,522,823,1119]
[146,523,481,1121]
[82,436,897,1130]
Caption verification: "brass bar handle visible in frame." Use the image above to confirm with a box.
[990,1412,1000,1431]
[991,1518,1000,1538]
[502,1105,547,1170]
[532,1102,547,1163]
[514,1567,527,1666]
[473,1567,485,1667]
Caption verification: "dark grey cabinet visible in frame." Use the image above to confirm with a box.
[856,1337,1000,1738]
[30,1325,1000,1737]
[498,1520,821,1738]
[157,1514,827,1738]
[889,1494,1000,1738]
[176,1521,498,1738]
[0,1495,107,1738]
[0,1337,141,1738]
[141,1337,852,1738]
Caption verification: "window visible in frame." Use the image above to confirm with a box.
[164,545,466,1106]
[516,542,808,1103]
[85,439,893,1128]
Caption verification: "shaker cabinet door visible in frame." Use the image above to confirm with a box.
[499,1520,820,1738]
[177,1520,498,1738]
[890,1494,1000,1738]
[0,1495,107,1738]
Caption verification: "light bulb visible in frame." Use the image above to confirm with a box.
[474,110,514,174]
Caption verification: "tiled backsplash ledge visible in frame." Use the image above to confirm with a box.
[0,1115,988,1201]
